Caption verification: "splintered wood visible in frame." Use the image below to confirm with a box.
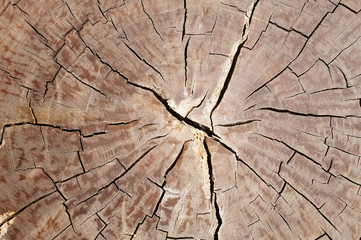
[1,0,361,239]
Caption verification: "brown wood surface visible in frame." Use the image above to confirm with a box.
[1,0,361,239]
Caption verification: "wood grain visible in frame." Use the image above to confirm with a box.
[1,0,361,239]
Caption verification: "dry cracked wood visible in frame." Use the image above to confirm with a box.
[0,0,361,239]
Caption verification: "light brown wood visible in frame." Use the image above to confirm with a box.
[1,0,361,239]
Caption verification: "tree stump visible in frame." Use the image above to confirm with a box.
[1,0,361,239]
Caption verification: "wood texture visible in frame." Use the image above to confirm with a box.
[0,0,361,239]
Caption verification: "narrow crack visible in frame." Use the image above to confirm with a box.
[216,119,260,127]
[58,62,108,98]
[140,0,164,42]
[0,122,81,146]
[43,66,62,99]
[282,182,341,233]
[131,141,189,240]
[255,133,334,176]
[51,224,71,240]
[28,101,37,124]
[315,231,332,240]
[259,107,361,119]
[185,91,208,118]
[94,213,108,239]
[77,151,86,173]
[213,137,275,191]
[97,5,107,21]
[278,213,293,233]
[62,0,76,20]
[184,37,190,87]
[77,145,158,206]
[244,1,342,101]
[39,168,78,233]
[0,191,56,228]
[167,237,194,239]
[24,19,48,42]
[123,42,166,82]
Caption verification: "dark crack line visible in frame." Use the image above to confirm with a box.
[337,66,350,88]
[184,36,190,87]
[340,174,361,187]
[259,107,361,119]
[211,137,275,195]
[0,190,56,228]
[0,2,11,16]
[185,90,208,118]
[220,2,246,13]
[105,119,140,128]
[339,2,359,14]
[91,51,220,138]
[164,140,189,177]
[58,62,108,98]
[62,0,77,20]
[131,141,189,240]
[244,11,273,51]
[203,140,215,203]
[24,19,48,42]
[278,181,287,195]
[255,132,334,177]
[328,36,360,66]
[51,224,71,240]
[213,193,223,240]
[39,168,78,233]
[123,42,166,82]
[0,122,81,146]
[76,151,86,173]
[315,231,332,240]
[140,0,164,42]
[295,1,338,39]
[77,145,157,206]
[167,236,194,239]
[28,101,37,124]
[98,5,107,21]
[216,119,260,127]
[130,215,151,240]
[94,213,108,238]
[141,82,218,137]
[63,202,77,235]
[146,132,170,143]
[43,66,62,99]
[278,212,293,233]
[282,181,341,233]
[210,0,259,130]
[110,17,119,32]
[182,0,187,41]
[245,2,342,101]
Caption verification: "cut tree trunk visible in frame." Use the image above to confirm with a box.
[1,0,361,239]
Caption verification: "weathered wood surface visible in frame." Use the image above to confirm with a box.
[0,0,361,239]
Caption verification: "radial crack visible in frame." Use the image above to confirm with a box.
[184,37,190,87]
[0,191,56,228]
[209,0,260,130]
[124,42,166,82]
[182,0,187,41]
[140,0,164,42]
[203,140,223,239]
